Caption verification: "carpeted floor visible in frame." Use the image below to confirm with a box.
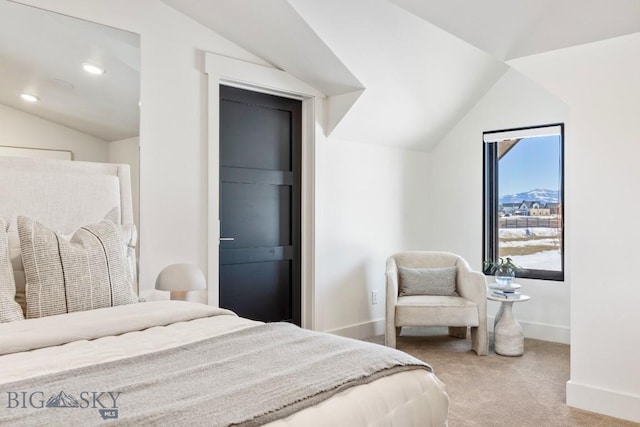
[366,328,638,427]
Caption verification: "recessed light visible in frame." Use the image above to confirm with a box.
[82,63,105,75]
[20,93,39,103]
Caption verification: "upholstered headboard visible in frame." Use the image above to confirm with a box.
[0,156,137,306]
[0,156,133,233]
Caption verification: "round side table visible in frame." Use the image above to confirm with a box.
[487,294,530,356]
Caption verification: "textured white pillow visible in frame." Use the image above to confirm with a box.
[9,215,138,315]
[18,208,138,319]
[0,218,24,322]
[398,266,458,296]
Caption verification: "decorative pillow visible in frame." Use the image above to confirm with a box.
[7,225,27,315]
[120,223,138,295]
[8,215,138,316]
[60,222,138,296]
[17,208,138,319]
[398,266,458,296]
[0,218,24,322]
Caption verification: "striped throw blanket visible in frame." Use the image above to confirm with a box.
[0,322,431,426]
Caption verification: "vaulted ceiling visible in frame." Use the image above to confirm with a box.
[0,0,140,142]
[391,0,640,61]
[4,1,637,149]
[162,0,640,152]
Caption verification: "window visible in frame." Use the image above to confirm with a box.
[483,124,564,281]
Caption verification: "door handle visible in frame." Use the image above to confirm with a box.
[219,237,235,241]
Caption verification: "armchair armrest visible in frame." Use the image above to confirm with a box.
[385,257,399,305]
[455,258,489,355]
[456,259,487,305]
[385,256,400,347]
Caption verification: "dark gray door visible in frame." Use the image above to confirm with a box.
[219,85,301,325]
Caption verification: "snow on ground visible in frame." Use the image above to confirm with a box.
[508,250,562,271]
[500,238,560,248]
[499,227,560,238]
[498,226,562,271]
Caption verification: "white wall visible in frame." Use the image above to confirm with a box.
[427,68,571,343]
[10,1,640,422]
[510,33,640,423]
[0,103,108,162]
[109,137,140,230]
[316,138,430,336]
[14,0,270,301]
[16,0,431,329]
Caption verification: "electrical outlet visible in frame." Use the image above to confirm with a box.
[371,290,378,305]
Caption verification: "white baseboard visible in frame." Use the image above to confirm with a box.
[327,318,385,340]
[567,380,640,423]
[488,316,570,344]
[330,317,569,343]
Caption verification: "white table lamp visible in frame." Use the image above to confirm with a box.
[155,263,206,300]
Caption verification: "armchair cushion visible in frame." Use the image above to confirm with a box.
[398,266,457,296]
[396,295,479,327]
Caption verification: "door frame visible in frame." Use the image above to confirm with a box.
[205,53,323,330]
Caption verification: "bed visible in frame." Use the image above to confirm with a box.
[0,156,449,426]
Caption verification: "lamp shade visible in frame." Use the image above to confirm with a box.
[155,264,206,300]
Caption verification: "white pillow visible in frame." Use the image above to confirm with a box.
[0,218,24,322]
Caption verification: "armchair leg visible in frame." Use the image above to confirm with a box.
[385,330,396,348]
[385,324,398,348]
[448,326,467,339]
[470,326,488,356]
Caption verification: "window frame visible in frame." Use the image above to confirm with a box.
[482,123,565,282]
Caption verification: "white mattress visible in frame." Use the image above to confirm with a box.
[0,301,449,426]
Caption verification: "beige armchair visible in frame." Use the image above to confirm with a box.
[385,251,488,355]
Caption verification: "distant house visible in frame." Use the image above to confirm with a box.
[515,200,533,216]
[528,201,551,216]
[500,202,520,215]
[545,202,561,215]
[504,200,551,216]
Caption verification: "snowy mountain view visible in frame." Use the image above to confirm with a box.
[499,188,559,205]
[496,189,562,273]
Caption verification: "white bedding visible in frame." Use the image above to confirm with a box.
[0,301,449,426]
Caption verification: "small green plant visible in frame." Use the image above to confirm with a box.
[483,257,523,274]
